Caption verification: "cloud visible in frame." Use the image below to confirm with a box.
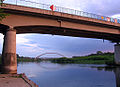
[22,34,114,57]
[5,0,120,17]
[79,0,120,16]
[111,14,120,19]
[49,37,114,56]
[16,34,45,57]
[17,45,44,57]
[0,34,4,53]
[26,0,120,17]
[0,34,4,42]
[16,34,30,44]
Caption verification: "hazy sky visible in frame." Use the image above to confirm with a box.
[1,0,119,57]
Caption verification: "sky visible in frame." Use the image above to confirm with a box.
[1,0,120,58]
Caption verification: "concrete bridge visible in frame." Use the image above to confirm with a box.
[0,1,120,74]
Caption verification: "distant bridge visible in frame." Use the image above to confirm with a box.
[36,52,66,59]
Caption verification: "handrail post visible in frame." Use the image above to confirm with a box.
[16,0,17,5]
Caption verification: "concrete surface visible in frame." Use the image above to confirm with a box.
[0,74,38,87]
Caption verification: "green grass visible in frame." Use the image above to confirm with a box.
[51,53,114,64]
[0,53,115,65]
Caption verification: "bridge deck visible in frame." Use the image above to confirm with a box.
[1,3,120,27]
[0,3,120,42]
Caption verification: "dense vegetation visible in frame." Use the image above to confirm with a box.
[0,52,115,65]
[50,52,114,65]
[17,57,42,63]
[0,0,9,21]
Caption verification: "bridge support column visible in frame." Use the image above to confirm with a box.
[114,68,120,87]
[114,44,120,65]
[2,29,17,74]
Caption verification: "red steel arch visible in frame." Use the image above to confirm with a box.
[36,52,66,58]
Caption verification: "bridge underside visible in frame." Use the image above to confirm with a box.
[14,25,120,42]
[0,24,9,34]
[0,24,120,42]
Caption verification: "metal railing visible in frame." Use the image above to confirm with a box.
[3,0,120,24]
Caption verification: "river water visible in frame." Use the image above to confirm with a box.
[17,61,119,87]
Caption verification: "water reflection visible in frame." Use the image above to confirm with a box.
[93,66,120,87]
[17,62,120,87]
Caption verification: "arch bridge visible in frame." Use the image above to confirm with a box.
[36,52,66,59]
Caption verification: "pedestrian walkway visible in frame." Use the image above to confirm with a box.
[0,74,38,87]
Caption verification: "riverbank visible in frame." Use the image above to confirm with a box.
[50,52,114,65]
[0,52,115,65]
[17,57,41,62]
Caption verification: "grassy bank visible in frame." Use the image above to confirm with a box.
[51,53,114,64]
[0,52,115,65]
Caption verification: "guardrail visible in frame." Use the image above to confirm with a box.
[3,0,120,24]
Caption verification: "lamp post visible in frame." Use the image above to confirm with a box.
[16,0,17,5]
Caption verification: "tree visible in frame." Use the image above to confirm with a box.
[0,0,8,22]
[96,51,103,55]
[0,0,4,5]
[16,54,20,58]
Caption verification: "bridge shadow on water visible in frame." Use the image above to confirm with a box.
[114,67,120,87]
[91,66,120,87]
[33,61,120,87]
[40,62,120,87]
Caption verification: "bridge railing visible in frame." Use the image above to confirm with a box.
[3,0,120,24]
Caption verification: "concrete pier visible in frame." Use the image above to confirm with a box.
[114,68,120,87]
[114,44,120,65]
[2,29,17,74]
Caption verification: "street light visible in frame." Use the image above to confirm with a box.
[16,0,17,5]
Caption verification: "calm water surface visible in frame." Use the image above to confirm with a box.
[17,62,119,87]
